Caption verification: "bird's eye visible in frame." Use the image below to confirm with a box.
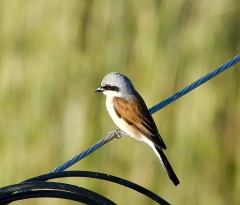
[103,85,112,90]
[103,85,119,92]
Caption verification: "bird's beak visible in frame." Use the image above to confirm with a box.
[95,87,105,92]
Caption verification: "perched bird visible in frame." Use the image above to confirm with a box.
[95,72,180,186]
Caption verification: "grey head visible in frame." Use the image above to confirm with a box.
[95,72,136,97]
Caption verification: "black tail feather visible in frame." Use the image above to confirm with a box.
[154,146,180,186]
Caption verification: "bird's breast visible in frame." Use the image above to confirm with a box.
[106,96,144,141]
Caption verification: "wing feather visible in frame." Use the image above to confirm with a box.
[113,94,167,149]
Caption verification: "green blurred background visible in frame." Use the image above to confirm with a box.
[0,0,239,204]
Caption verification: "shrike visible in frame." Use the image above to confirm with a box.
[96,72,180,186]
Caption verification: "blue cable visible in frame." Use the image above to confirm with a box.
[51,54,240,173]
[149,54,240,114]
[50,132,117,173]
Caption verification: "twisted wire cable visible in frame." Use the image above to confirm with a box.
[149,54,240,114]
[50,131,118,173]
[51,54,240,173]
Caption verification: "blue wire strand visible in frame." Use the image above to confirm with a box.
[50,54,240,173]
[50,131,118,173]
[149,54,240,114]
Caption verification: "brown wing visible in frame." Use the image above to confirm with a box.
[113,94,167,149]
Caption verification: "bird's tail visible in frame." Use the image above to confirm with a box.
[153,146,180,186]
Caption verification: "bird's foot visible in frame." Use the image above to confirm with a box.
[109,129,123,139]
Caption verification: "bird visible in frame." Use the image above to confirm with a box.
[95,72,180,186]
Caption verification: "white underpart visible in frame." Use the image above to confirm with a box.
[103,90,143,140]
[151,145,168,174]
[103,90,157,147]
[103,90,167,174]
[140,136,167,174]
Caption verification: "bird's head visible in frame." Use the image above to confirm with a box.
[95,72,135,98]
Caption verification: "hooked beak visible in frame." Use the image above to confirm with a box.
[95,87,105,92]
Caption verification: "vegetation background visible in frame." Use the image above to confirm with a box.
[0,0,239,204]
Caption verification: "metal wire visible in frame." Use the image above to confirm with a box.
[1,55,239,205]
[149,54,240,114]
[50,54,240,173]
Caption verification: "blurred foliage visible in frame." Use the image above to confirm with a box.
[0,0,239,204]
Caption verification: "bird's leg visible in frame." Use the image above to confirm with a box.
[108,129,126,139]
[113,129,122,139]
